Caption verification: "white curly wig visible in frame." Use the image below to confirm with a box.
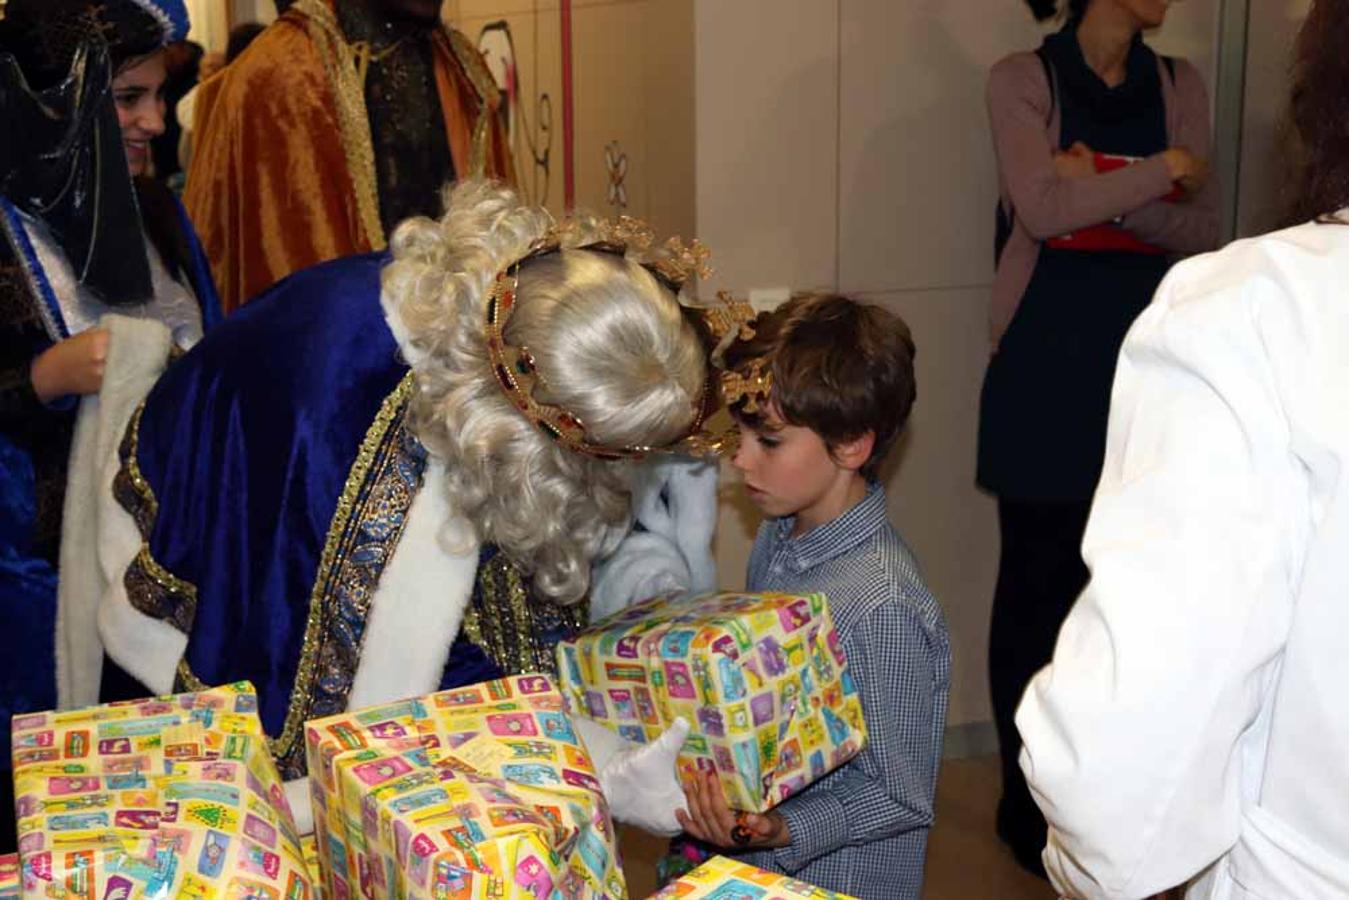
[380,180,708,605]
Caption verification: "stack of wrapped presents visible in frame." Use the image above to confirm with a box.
[10,682,314,898]
[306,673,624,899]
[8,591,867,898]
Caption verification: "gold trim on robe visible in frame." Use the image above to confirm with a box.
[119,374,424,779]
[114,404,200,636]
[462,552,589,678]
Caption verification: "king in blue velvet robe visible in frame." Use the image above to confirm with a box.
[108,253,590,779]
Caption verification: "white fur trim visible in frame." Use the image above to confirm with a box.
[60,315,176,707]
[283,777,314,837]
[349,458,478,709]
[589,457,719,622]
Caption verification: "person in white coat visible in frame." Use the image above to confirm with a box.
[1015,1,1349,896]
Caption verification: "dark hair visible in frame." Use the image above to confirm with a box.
[0,0,165,87]
[1289,0,1349,221]
[723,294,917,480]
[1025,0,1090,22]
[226,23,267,63]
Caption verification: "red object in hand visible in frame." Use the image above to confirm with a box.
[1094,152,1185,202]
[1046,151,1181,253]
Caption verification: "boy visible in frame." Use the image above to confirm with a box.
[674,294,951,900]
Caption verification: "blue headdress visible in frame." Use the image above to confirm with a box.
[127,0,191,48]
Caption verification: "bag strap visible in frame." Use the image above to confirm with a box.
[1034,46,1058,128]
[998,48,1058,262]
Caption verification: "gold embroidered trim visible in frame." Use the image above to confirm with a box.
[267,371,416,768]
[124,548,199,634]
[113,404,158,532]
[175,658,208,693]
[445,27,496,180]
[446,27,500,110]
[114,403,199,636]
[462,552,587,677]
[469,109,490,180]
[294,0,386,251]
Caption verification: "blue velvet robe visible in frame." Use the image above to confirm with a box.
[114,253,584,779]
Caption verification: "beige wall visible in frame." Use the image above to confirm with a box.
[436,0,1224,735]
[185,0,277,51]
[446,0,695,236]
[696,0,1220,732]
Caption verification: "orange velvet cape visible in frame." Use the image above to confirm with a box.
[184,3,513,313]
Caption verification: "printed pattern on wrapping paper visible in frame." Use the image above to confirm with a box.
[9,682,315,900]
[650,854,858,899]
[305,674,625,899]
[555,592,867,813]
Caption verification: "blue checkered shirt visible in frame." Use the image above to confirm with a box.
[737,484,951,900]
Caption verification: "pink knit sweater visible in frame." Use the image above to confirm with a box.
[987,49,1220,344]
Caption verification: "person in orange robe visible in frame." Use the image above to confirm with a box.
[184,0,514,312]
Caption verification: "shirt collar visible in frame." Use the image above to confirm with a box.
[770,482,888,572]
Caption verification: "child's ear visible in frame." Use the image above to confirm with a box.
[833,431,875,472]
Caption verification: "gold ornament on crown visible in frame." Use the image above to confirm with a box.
[720,358,773,415]
[484,215,756,460]
[546,215,714,295]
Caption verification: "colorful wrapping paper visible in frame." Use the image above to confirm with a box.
[556,592,867,813]
[0,854,17,900]
[650,856,857,899]
[299,835,320,883]
[305,674,625,899]
[10,682,314,900]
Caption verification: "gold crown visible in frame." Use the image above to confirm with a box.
[548,214,713,295]
[484,218,754,460]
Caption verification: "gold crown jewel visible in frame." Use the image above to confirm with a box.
[485,272,621,458]
[483,215,752,460]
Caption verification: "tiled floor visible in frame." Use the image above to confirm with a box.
[924,755,1055,899]
[618,754,1055,898]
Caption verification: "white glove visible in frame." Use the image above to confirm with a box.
[572,715,690,836]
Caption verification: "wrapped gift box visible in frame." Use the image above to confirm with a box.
[10,682,314,899]
[556,592,867,814]
[651,855,856,899]
[305,674,624,899]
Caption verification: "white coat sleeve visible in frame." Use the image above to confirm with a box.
[1015,257,1308,898]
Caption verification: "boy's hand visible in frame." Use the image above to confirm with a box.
[675,770,791,849]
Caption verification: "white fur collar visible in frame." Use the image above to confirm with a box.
[349,458,478,708]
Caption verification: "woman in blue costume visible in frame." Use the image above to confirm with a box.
[93,179,718,830]
[0,0,220,851]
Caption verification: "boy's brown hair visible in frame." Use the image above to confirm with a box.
[722,293,916,479]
